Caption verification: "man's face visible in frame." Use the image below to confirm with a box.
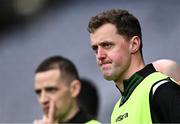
[90,23,131,82]
[34,69,73,121]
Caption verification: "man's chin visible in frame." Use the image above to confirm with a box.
[104,75,113,81]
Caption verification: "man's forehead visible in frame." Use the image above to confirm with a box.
[34,69,62,86]
[35,69,60,79]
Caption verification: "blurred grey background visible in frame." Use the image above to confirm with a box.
[0,0,179,123]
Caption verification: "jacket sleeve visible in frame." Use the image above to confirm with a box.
[150,78,180,123]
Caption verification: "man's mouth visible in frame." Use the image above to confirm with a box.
[101,63,111,71]
[99,61,111,66]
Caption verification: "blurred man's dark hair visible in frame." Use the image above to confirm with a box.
[78,78,100,119]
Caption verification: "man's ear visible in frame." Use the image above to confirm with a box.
[70,80,81,98]
[129,36,141,54]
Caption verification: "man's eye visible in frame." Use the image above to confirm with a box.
[92,46,98,53]
[46,87,58,93]
[102,43,113,49]
[35,90,41,96]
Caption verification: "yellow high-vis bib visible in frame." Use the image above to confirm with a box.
[111,72,168,124]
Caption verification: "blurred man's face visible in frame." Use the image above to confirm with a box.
[34,69,73,121]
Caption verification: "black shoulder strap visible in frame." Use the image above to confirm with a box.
[151,78,170,96]
[149,77,171,123]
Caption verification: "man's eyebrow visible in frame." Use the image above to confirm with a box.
[99,40,113,45]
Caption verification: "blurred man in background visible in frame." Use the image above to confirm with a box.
[33,55,100,124]
[153,59,180,83]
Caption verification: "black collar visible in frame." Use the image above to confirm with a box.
[119,64,156,106]
[66,108,92,123]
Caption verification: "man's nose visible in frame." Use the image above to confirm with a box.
[97,47,106,60]
[39,91,49,104]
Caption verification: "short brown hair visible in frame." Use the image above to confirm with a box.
[88,9,143,56]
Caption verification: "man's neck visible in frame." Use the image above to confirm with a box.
[57,101,79,123]
[115,56,145,92]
